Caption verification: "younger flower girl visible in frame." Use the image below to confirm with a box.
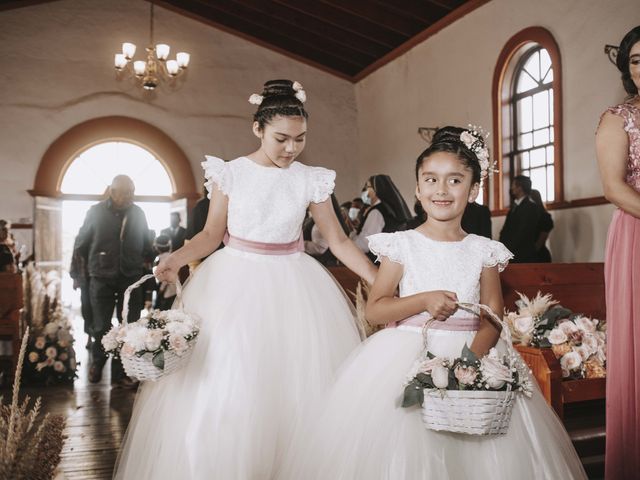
[282,126,587,479]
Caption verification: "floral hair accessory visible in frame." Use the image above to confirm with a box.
[460,124,496,182]
[248,93,264,105]
[292,81,306,103]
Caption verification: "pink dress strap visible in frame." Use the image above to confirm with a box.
[223,232,304,255]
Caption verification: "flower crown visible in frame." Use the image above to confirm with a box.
[459,125,496,182]
[248,81,307,105]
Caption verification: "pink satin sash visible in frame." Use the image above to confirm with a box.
[387,312,480,331]
[223,232,304,256]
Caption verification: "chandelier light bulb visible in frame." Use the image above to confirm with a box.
[133,61,146,76]
[176,52,190,68]
[114,54,127,70]
[166,60,180,76]
[156,44,170,61]
[122,42,136,60]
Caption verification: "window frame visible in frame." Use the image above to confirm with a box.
[491,27,564,214]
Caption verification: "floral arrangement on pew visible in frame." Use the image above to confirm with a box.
[102,274,199,381]
[504,292,606,379]
[21,263,78,385]
[1,328,66,479]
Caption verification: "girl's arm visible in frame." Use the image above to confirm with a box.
[155,187,228,282]
[309,199,377,285]
[365,257,458,326]
[596,112,640,218]
[469,265,503,356]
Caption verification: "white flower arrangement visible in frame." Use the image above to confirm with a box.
[248,80,306,106]
[402,345,533,408]
[102,308,199,370]
[459,125,496,182]
[504,291,606,379]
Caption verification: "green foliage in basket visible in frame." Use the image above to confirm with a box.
[402,344,533,408]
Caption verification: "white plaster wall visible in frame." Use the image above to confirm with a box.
[0,0,359,223]
[354,0,639,261]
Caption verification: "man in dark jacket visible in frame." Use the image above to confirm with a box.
[499,175,543,263]
[74,175,153,385]
[161,212,187,251]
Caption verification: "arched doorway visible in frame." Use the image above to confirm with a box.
[30,116,199,300]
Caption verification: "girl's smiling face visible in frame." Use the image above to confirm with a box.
[416,151,479,222]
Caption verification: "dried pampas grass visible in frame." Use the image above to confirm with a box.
[0,327,65,480]
[353,280,383,338]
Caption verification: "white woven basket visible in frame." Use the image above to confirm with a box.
[421,302,518,436]
[119,274,196,382]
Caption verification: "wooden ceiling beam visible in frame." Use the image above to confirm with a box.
[318,0,423,37]
[371,0,450,24]
[272,0,405,49]
[228,0,387,59]
[158,0,365,76]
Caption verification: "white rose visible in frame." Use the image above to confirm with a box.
[45,346,57,358]
[559,351,582,373]
[102,327,121,352]
[575,316,596,333]
[454,365,478,386]
[53,361,66,372]
[34,336,46,350]
[574,344,592,361]
[28,352,39,363]
[124,325,149,352]
[480,349,513,389]
[44,322,59,338]
[559,321,581,342]
[582,334,599,355]
[145,329,164,351]
[460,131,475,147]
[431,364,450,389]
[168,335,189,356]
[548,328,568,345]
[166,321,191,337]
[514,315,534,335]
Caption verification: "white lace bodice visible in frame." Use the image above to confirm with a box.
[202,156,335,243]
[368,231,512,315]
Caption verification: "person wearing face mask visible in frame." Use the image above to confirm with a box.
[73,175,154,386]
[352,174,412,260]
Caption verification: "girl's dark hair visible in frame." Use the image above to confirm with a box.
[616,26,640,96]
[415,126,483,184]
[253,79,309,129]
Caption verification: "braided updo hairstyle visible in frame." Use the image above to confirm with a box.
[616,26,640,96]
[253,79,309,130]
[415,126,483,184]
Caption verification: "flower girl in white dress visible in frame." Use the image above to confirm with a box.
[113,80,376,479]
[283,126,587,480]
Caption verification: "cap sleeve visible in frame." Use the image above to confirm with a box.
[368,232,404,265]
[308,166,336,204]
[201,155,231,199]
[483,240,513,272]
[602,104,636,133]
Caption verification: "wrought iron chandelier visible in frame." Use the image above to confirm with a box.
[114,2,190,91]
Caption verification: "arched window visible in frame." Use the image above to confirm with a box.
[492,27,563,211]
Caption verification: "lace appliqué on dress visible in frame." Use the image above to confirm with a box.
[604,103,640,192]
[368,232,404,265]
[308,167,336,204]
[483,240,514,272]
[202,155,232,199]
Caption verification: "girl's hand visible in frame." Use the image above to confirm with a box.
[155,254,180,283]
[422,290,458,321]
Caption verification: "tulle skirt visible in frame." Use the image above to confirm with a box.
[282,327,587,480]
[113,247,361,479]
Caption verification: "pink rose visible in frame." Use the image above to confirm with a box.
[548,328,568,345]
[34,337,46,350]
[53,361,66,372]
[145,329,164,351]
[45,346,58,359]
[559,351,582,377]
[454,365,478,386]
[480,349,513,389]
[120,344,136,358]
[58,352,68,361]
[168,335,188,355]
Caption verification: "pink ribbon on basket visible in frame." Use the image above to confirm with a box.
[387,312,480,331]
[223,231,304,256]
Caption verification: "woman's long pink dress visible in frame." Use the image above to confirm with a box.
[603,102,640,480]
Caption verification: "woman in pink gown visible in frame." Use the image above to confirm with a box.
[596,25,640,480]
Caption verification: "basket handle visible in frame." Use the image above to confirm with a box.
[122,273,183,324]
[421,302,514,357]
